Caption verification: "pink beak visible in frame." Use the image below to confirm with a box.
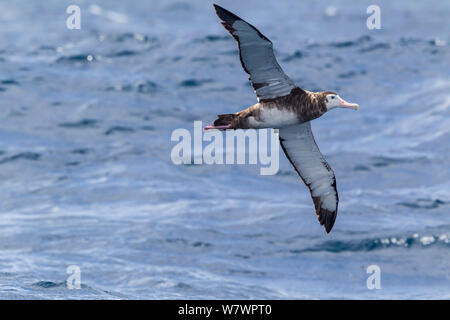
[339,98,360,110]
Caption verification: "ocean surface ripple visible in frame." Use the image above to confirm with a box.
[0,0,449,299]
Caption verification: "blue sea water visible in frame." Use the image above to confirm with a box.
[0,0,449,299]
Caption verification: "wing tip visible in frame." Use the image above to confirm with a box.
[318,208,337,233]
[213,4,239,24]
[213,3,221,13]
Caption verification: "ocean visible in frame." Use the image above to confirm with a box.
[0,0,449,299]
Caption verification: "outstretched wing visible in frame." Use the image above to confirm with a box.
[279,122,338,233]
[214,4,296,101]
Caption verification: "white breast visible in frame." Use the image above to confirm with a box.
[248,107,298,128]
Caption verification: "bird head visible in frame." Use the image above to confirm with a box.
[321,91,360,111]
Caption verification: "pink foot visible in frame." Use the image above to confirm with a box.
[203,124,232,131]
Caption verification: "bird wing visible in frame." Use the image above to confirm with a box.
[278,122,338,233]
[214,4,296,101]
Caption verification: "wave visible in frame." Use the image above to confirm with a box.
[290,232,449,254]
[0,152,41,164]
[59,119,99,129]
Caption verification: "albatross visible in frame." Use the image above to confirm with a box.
[205,4,360,233]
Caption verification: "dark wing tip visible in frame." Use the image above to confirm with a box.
[213,4,240,24]
[317,208,337,233]
[312,195,338,233]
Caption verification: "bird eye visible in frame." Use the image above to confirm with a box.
[331,96,335,99]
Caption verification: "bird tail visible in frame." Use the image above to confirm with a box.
[213,113,236,127]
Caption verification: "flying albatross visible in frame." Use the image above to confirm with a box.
[205,4,360,233]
